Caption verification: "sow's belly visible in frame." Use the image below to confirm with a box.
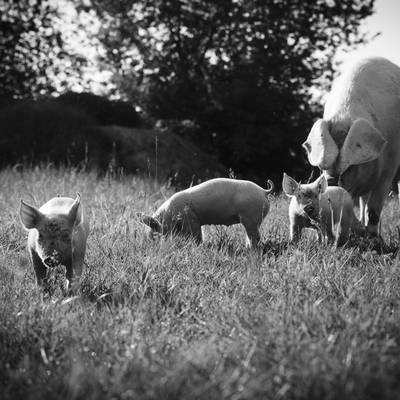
[195,208,240,226]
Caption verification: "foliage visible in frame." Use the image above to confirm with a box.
[0,0,60,98]
[0,0,100,100]
[0,99,100,168]
[57,92,142,127]
[0,0,377,181]
[87,0,376,182]
[0,98,225,184]
[1,166,400,399]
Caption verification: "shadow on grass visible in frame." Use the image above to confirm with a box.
[261,238,289,258]
[77,267,187,318]
[346,233,399,255]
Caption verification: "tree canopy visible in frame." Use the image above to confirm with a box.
[0,0,376,182]
[88,0,375,182]
[0,0,63,99]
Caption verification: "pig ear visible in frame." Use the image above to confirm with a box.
[20,200,44,229]
[136,212,161,231]
[68,193,82,226]
[315,175,328,194]
[302,119,339,170]
[282,173,299,197]
[337,118,387,174]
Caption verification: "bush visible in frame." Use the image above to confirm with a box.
[0,98,119,170]
[56,92,142,128]
[0,97,226,185]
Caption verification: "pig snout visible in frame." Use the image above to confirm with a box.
[43,255,59,268]
[42,248,65,268]
[304,204,313,213]
[304,204,315,216]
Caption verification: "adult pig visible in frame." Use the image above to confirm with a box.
[303,57,400,236]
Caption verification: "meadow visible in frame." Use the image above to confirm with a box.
[1,166,400,400]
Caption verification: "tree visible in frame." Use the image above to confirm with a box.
[0,0,93,100]
[87,0,375,183]
[0,0,58,98]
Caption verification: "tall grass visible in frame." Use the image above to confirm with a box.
[1,166,400,400]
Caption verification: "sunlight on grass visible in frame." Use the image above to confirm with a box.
[1,166,400,400]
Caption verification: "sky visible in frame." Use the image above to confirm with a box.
[338,0,400,71]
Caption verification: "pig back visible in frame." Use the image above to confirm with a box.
[182,179,265,225]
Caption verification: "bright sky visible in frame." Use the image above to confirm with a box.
[338,0,400,71]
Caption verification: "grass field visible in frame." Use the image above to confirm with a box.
[1,166,400,400]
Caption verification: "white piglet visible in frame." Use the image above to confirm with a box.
[137,178,274,248]
[282,173,359,246]
[20,194,90,287]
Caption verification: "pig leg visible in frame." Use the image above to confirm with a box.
[398,181,400,211]
[359,195,369,226]
[71,227,89,282]
[180,208,202,244]
[72,243,87,278]
[315,227,326,244]
[63,258,74,291]
[69,253,85,293]
[334,222,350,247]
[365,174,394,236]
[289,214,306,243]
[189,224,203,244]
[30,248,48,285]
[239,216,261,248]
[66,254,85,294]
[333,208,351,246]
[73,258,84,278]
[244,225,260,248]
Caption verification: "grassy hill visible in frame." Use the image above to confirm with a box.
[1,167,400,400]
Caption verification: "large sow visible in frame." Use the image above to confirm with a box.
[303,57,400,236]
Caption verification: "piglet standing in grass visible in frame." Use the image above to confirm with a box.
[20,193,90,288]
[137,178,274,248]
[282,173,360,246]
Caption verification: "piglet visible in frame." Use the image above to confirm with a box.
[137,178,274,248]
[282,173,360,246]
[20,194,89,287]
